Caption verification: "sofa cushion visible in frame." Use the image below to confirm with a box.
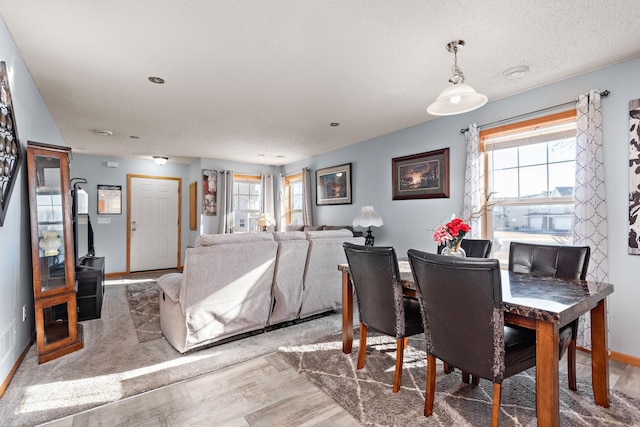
[272,231,306,241]
[323,225,354,233]
[305,229,353,239]
[195,232,275,247]
[285,225,305,232]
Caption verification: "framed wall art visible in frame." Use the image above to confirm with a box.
[629,98,640,254]
[392,148,449,200]
[97,185,122,214]
[0,61,23,226]
[202,169,217,216]
[316,163,352,205]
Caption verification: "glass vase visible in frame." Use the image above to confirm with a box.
[442,243,466,257]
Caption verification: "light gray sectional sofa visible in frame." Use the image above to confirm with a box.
[158,229,364,353]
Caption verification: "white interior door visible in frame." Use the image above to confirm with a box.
[129,177,179,272]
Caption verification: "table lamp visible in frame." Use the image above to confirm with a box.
[257,212,275,232]
[352,206,383,246]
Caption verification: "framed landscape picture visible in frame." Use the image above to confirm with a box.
[316,163,352,205]
[392,148,449,200]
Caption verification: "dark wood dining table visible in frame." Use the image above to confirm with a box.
[338,260,614,427]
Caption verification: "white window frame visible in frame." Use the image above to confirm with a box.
[232,174,261,233]
[285,173,303,226]
[481,110,578,265]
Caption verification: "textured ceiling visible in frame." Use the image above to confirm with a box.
[1,1,639,165]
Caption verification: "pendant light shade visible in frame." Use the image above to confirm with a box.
[428,40,487,116]
[427,83,488,116]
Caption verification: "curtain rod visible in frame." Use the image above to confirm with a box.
[459,89,610,134]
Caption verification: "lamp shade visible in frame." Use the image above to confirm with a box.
[427,83,488,116]
[257,212,275,227]
[352,206,383,228]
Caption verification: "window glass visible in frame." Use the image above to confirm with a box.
[483,111,577,267]
[233,176,261,232]
[286,174,303,225]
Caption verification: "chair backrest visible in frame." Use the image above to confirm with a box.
[343,242,401,337]
[437,238,493,258]
[408,249,505,381]
[508,242,590,280]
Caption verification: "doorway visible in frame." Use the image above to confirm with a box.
[127,175,181,272]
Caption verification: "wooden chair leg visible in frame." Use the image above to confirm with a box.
[443,361,453,374]
[424,354,437,416]
[491,382,502,427]
[393,337,406,393]
[357,323,367,370]
[471,375,480,385]
[461,371,471,384]
[568,338,577,390]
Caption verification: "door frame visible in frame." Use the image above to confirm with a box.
[126,174,182,273]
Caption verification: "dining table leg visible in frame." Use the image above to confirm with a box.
[341,269,353,354]
[535,320,560,427]
[590,298,610,407]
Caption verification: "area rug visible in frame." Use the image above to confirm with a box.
[279,333,640,426]
[126,281,162,343]
[0,283,346,427]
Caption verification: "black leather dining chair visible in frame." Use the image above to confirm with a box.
[343,242,424,393]
[437,238,493,258]
[508,241,590,390]
[408,249,537,426]
[437,237,493,376]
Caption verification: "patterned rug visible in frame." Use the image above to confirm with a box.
[279,332,640,426]
[126,282,162,342]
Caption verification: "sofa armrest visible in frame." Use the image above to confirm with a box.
[157,272,182,303]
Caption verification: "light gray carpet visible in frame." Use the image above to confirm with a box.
[1,283,345,427]
[126,282,162,343]
[279,333,640,426]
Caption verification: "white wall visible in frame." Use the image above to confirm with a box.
[0,18,66,385]
[285,57,640,358]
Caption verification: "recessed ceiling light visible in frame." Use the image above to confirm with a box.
[258,154,265,157]
[130,135,140,139]
[276,155,285,158]
[330,122,340,127]
[504,65,530,79]
[95,130,113,136]
[148,76,165,84]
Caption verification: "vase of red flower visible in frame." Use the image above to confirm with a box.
[433,216,471,257]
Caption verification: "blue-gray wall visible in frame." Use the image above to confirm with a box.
[284,58,640,358]
[0,18,66,386]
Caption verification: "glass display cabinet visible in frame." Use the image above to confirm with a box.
[27,141,83,363]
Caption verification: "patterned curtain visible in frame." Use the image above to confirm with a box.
[217,170,234,234]
[301,167,313,226]
[275,174,286,231]
[462,123,483,238]
[574,90,609,349]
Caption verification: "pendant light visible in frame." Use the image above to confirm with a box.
[427,40,487,116]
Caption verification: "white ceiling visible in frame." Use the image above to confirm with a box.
[1,1,639,166]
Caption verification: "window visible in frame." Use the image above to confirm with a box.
[233,174,261,232]
[482,110,577,266]
[285,173,303,226]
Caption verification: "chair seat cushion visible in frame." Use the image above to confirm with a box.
[504,325,537,377]
[403,297,424,336]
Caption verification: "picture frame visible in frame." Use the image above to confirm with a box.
[202,169,217,216]
[316,163,352,205]
[97,185,122,214]
[392,148,450,200]
[629,98,640,254]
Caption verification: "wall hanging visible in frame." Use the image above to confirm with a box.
[0,61,22,226]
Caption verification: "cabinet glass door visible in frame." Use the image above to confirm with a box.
[34,154,68,293]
